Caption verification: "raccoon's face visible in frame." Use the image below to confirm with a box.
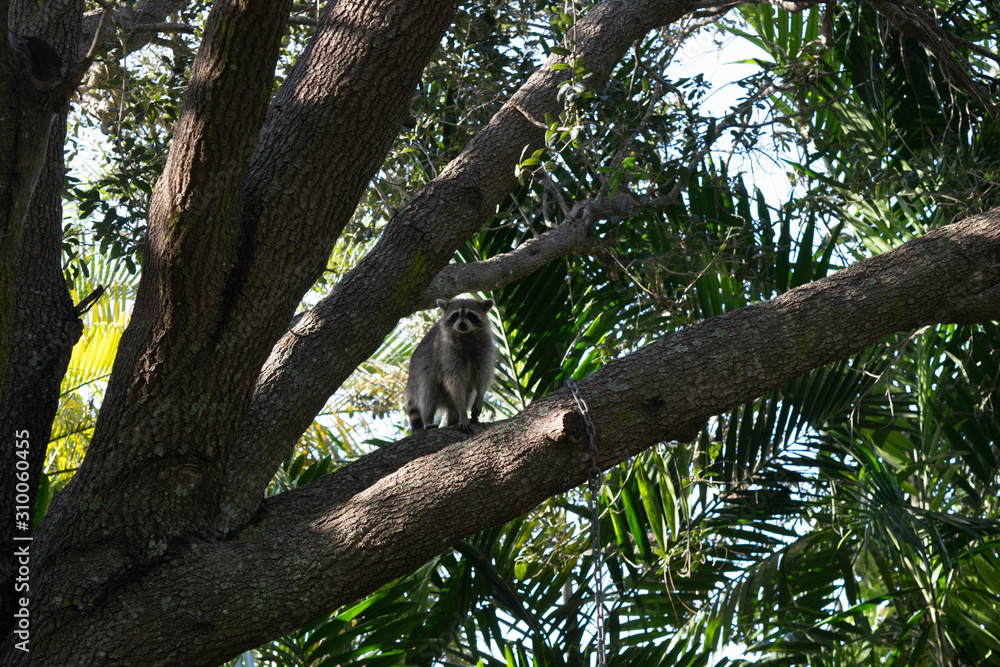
[438,298,494,334]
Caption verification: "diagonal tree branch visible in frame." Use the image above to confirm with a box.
[418,195,631,307]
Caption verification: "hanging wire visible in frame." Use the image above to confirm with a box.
[566,379,607,667]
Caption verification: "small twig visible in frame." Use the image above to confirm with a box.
[537,169,571,218]
[84,1,113,63]
[509,100,550,130]
[659,79,790,206]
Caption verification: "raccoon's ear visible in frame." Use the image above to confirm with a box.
[480,299,494,311]
[436,299,450,311]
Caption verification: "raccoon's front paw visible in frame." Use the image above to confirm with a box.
[457,422,474,434]
[423,423,438,429]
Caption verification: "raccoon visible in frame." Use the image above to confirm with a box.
[406,298,495,434]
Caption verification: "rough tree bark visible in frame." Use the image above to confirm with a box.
[0,0,85,639]
[2,0,998,664]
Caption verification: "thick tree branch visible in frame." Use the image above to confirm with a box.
[0,13,72,401]
[26,209,999,666]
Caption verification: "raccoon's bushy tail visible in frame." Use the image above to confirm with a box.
[407,400,424,431]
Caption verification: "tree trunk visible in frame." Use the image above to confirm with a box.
[0,0,83,641]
